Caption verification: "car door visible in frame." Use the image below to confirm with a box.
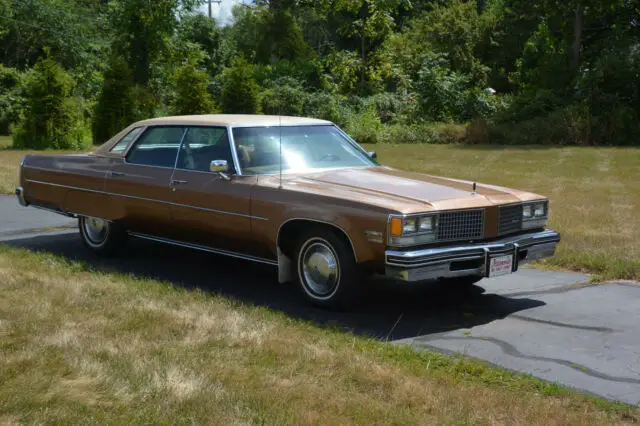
[169,126,259,255]
[105,126,186,237]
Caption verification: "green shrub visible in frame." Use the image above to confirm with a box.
[0,65,26,135]
[260,77,306,116]
[92,56,137,145]
[415,53,469,122]
[344,107,383,144]
[220,57,261,114]
[362,93,402,124]
[380,122,468,144]
[303,92,351,126]
[169,58,215,115]
[13,53,90,150]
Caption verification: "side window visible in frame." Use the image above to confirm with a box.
[110,127,144,154]
[126,127,185,168]
[177,127,232,172]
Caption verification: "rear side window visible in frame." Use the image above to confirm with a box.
[110,127,144,154]
[126,126,186,168]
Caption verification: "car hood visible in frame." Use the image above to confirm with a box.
[288,167,545,214]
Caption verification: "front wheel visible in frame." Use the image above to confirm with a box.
[78,216,127,256]
[294,229,362,310]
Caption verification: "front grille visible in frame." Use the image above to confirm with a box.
[437,209,484,242]
[499,204,523,236]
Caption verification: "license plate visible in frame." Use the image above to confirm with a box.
[488,255,513,278]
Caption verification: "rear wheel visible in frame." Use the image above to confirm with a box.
[78,216,127,256]
[294,228,362,310]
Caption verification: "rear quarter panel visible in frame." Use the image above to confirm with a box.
[22,153,112,217]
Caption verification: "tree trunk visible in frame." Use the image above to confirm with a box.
[360,1,368,93]
[571,2,584,72]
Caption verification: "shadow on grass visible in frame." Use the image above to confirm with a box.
[4,231,545,341]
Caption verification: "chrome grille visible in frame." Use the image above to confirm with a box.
[437,209,484,242]
[499,204,523,236]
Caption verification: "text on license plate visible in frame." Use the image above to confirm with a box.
[489,255,513,278]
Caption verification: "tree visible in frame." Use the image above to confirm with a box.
[320,0,410,92]
[220,57,261,114]
[92,55,136,145]
[169,57,215,115]
[176,13,231,77]
[0,0,105,71]
[0,64,25,134]
[13,52,89,149]
[108,0,198,85]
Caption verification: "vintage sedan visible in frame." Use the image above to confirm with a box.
[16,115,560,308]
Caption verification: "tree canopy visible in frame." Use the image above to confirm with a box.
[0,0,638,147]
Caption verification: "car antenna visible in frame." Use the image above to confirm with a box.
[278,106,283,189]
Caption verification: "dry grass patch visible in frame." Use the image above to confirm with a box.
[0,245,637,424]
[365,144,640,281]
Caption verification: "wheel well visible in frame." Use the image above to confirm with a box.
[277,220,356,261]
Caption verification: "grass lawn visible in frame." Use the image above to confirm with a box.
[0,245,638,424]
[0,135,638,280]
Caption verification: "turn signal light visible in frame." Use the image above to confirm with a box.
[390,217,403,236]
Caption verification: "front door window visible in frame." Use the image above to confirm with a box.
[176,127,233,172]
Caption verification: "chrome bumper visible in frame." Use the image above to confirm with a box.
[385,229,560,282]
[15,186,27,206]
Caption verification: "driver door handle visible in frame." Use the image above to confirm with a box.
[171,179,189,186]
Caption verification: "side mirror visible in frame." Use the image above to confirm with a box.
[209,160,230,180]
[368,151,377,160]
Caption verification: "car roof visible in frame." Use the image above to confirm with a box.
[135,114,333,127]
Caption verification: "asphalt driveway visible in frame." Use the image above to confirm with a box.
[1,195,639,406]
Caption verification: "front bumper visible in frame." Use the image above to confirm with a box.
[385,229,560,282]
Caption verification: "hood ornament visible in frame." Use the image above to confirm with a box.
[471,181,477,195]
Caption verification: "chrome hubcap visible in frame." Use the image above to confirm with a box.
[83,217,108,244]
[301,241,339,297]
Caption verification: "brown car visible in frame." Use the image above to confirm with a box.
[16,114,560,308]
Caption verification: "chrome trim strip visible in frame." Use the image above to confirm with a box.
[129,233,278,266]
[227,125,243,176]
[229,123,331,129]
[24,179,269,221]
[276,218,358,262]
[386,229,560,268]
[173,127,190,170]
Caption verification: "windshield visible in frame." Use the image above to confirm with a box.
[232,125,377,175]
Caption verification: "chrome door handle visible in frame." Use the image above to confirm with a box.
[171,179,188,185]
[109,171,125,177]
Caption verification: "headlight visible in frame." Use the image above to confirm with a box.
[403,217,418,234]
[533,202,546,217]
[522,201,549,230]
[419,216,437,231]
[389,214,438,246]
